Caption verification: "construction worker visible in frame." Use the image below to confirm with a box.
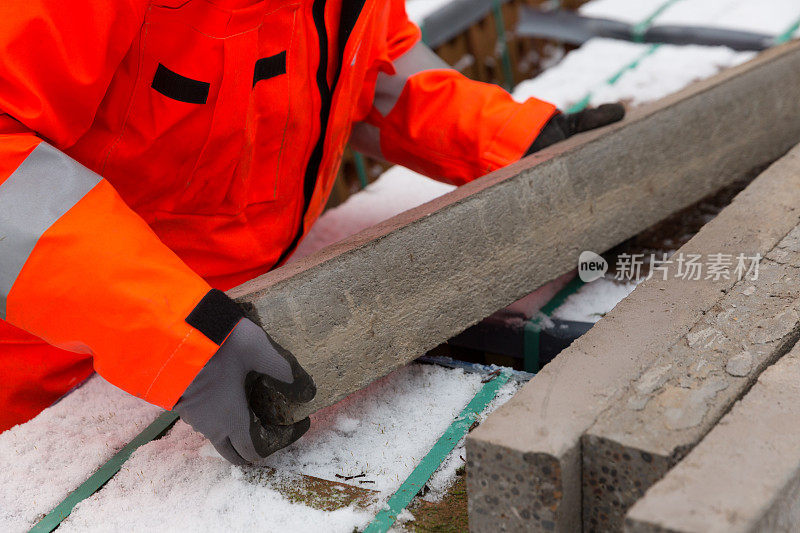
[0,0,623,463]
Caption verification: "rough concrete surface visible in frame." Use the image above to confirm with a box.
[582,253,800,531]
[230,42,800,430]
[624,343,800,533]
[465,99,800,533]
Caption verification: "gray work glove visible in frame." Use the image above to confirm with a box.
[175,317,316,465]
[526,103,626,155]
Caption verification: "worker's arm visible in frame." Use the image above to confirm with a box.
[351,1,623,185]
[0,0,313,461]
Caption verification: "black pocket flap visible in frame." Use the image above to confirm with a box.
[253,51,287,87]
[151,63,210,104]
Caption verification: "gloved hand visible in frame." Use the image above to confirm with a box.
[175,303,316,465]
[526,103,625,155]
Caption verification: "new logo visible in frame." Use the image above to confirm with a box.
[578,251,608,282]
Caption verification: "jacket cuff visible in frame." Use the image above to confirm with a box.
[143,289,245,408]
[482,97,558,168]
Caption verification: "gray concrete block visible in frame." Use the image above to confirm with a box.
[582,255,800,531]
[624,343,800,533]
[464,55,800,533]
[230,42,800,430]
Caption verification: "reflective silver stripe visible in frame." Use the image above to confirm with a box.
[373,42,450,117]
[0,143,102,319]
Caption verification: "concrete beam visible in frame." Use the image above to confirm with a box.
[625,342,800,533]
[229,41,800,430]
[583,251,800,530]
[465,100,800,533]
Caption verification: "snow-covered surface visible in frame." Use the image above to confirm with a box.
[591,44,754,106]
[513,38,649,109]
[552,279,638,323]
[581,0,800,36]
[260,365,486,495]
[60,420,374,533]
[655,0,800,36]
[0,376,161,532]
[59,365,520,532]
[513,38,754,110]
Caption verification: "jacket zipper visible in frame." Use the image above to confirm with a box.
[275,0,366,267]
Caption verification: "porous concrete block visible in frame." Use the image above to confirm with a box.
[231,42,800,430]
[582,255,800,531]
[466,87,800,533]
[624,344,800,533]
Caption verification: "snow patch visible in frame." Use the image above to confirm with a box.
[552,279,638,323]
[59,365,520,531]
[0,376,162,532]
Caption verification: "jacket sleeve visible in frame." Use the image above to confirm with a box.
[351,0,557,186]
[0,0,220,409]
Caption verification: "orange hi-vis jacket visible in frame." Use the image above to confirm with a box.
[0,0,556,429]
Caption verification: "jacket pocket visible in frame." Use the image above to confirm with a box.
[245,3,302,205]
[108,1,266,215]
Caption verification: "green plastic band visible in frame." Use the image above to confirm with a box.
[567,43,660,113]
[363,371,512,533]
[491,0,516,91]
[353,151,369,189]
[29,411,179,533]
[775,15,800,45]
[522,276,585,372]
[632,0,681,42]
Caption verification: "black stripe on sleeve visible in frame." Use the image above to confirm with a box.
[186,289,244,345]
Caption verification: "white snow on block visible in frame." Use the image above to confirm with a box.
[512,38,651,109]
[552,279,638,323]
[0,376,161,533]
[58,365,519,531]
[260,365,486,494]
[59,421,375,533]
[655,0,800,36]
[514,39,753,111]
[590,44,755,106]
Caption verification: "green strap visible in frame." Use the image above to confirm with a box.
[566,43,661,114]
[29,411,179,533]
[632,0,682,42]
[491,0,515,91]
[363,371,512,533]
[776,15,800,45]
[353,151,369,189]
[522,276,585,372]
[564,0,671,114]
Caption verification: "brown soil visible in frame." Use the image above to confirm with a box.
[406,467,470,533]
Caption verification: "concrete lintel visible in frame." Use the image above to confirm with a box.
[228,41,800,454]
[583,253,800,530]
[465,38,800,532]
[624,342,800,533]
